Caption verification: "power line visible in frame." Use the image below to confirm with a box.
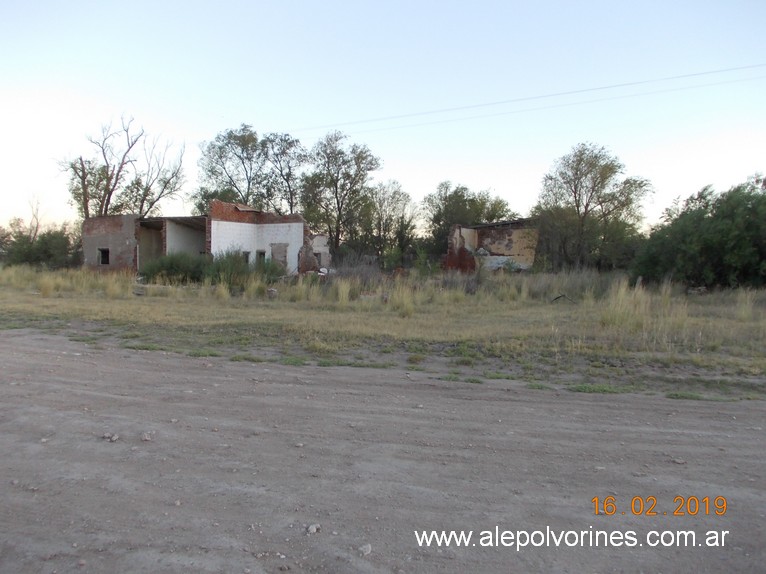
[292,64,766,133]
[345,75,766,135]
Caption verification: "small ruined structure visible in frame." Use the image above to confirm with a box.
[444,219,538,272]
[82,200,331,275]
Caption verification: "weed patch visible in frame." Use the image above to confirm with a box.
[568,383,623,394]
[230,354,267,363]
[281,355,307,367]
[124,342,167,352]
[188,349,222,357]
[526,382,553,390]
[666,391,705,400]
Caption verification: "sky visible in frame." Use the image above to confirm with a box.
[1,0,764,230]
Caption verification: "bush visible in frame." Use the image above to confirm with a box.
[3,227,79,269]
[633,178,766,288]
[210,250,252,292]
[139,249,290,292]
[254,258,286,284]
[141,252,209,284]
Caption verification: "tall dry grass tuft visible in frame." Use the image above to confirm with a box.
[389,281,415,318]
[284,276,323,303]
[37,275,57,298]
[644,297,690,352]
[600,277,650,332]
[102,271,133,299]
[659,279,674,312]
[331,277,356,307]
[244,276,267,300]
[214,282,231,301]
[197,278,214,299]
[735,289,755,322]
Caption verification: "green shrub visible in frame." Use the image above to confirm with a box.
[210,250,252,292]
[254,258,286,284]
[142,252,209,284]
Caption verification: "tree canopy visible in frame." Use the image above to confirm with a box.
[421,182,516,256]
[633,176,766,287]
[192,125,307,215]
[64,118,184,219]
[193,124,265,213]
[0,214,80,269]
[300,131,381,252]
[341,180,418,267]
[532,142,650,270]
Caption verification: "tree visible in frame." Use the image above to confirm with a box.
[0,225,11,260]
[65,118,184,219]
[2,214,79,268]
[634,176,766,287]
[261,133,308,214]
[421,181,516,256]
[110,137,185,217]
[533,143,651,270]
[301,131,381,252]
[192,126,308,215]
[193,124,265,213]
[351,180,418,266]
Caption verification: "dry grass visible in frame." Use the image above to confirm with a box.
[1,266,765,382]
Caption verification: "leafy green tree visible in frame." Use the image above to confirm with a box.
[64,118,184,218]
[193,124,265,213]
[533,142,651,270]
[261,133,307,214]
[301,131,381,252]
[348,180,418,266]
[634,177,766,287]
[3,216,79,268]
[0,225,11,261]
[192,127,308,215]
[421,182,516,256]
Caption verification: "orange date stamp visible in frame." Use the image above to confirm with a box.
[592,496,728,516]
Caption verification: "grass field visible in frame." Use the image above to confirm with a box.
[1,265,764,399]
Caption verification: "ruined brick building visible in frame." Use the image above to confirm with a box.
[82,200,331,275]
[444,219,538,272]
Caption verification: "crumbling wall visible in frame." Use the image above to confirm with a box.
[310,234,331,269]
[177,200,314,274]
[477,226,538,269]
[443,222,538,272]
[443,225,477,272]
[82,215,138,271]
[269,243,288,269]
[256,212,305,225]
[208,200,258,223]
[256,222,304,273]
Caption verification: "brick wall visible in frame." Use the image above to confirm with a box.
[82,215,139,271]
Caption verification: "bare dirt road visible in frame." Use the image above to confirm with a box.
[1,329,763,573]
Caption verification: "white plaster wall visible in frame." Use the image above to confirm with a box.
[461,228,478,250]
[210,221,258,256]
[311,234,331,268]
[210,220,304,273]
[166,221,206,255]
[256,222,304,273]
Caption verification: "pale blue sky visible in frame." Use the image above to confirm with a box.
[1,0,764,228]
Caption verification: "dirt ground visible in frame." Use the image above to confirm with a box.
[1,328,764,574]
